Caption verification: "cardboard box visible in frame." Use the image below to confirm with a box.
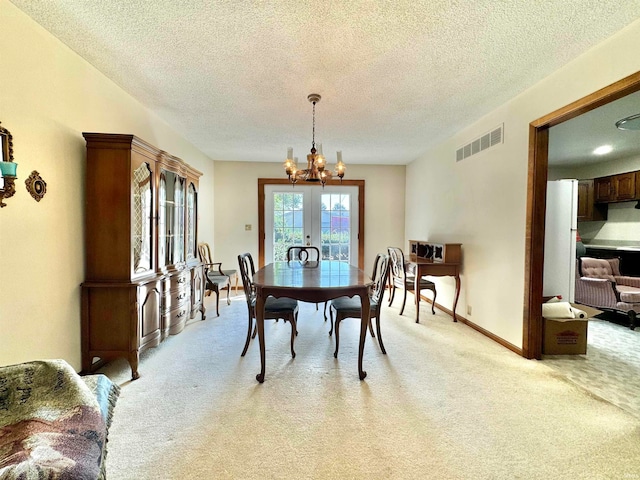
[542,303,601,355]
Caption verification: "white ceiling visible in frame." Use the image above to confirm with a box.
[549,90,640,167]
[9,0,640,165]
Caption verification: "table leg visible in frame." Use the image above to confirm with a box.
[452,274,461,322]
[256,292,266,383]
[358,290,370,380]
[415,271,421,323]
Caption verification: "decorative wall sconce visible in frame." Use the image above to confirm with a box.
[26,171,47,202]
[0,122,18,208]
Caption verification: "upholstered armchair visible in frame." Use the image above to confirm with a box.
[575,256,640,330]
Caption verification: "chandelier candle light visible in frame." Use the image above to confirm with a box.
[284,94,345,186]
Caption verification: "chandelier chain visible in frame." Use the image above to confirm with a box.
[283,93,344,186]
[311,101,316,150]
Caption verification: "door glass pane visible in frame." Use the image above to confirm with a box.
[273,192,304,261]
[133,162,152,273]
[321,193,350,262]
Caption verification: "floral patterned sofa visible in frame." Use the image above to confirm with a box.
[575,256,640,330]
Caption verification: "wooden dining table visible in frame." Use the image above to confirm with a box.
[252,260,373,383]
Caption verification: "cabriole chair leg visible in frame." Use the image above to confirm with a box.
[399,288,408,316]
[213,285,220,316]
[333,318,341,358]
[241,316,253,357]
[431,289,436,314]
[374,316,386,354]
[329,308,335,336]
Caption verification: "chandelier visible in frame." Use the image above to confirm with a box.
[283,94,345,186]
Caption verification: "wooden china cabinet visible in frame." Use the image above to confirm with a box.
[81,133,205,379]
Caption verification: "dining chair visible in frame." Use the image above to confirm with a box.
[286,245,328,319]
[199,242,238,293]
[329,253,390,357]
[237,252,299,358]
[388,246,437,317]
[198,242,236,316]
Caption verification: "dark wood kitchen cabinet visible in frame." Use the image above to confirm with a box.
[594,172,637,203]
[577,179,607,221]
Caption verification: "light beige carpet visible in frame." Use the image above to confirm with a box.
[544,316,640,419]
[100,295,640,479]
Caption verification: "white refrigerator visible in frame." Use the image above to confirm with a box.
[543,179,578,302]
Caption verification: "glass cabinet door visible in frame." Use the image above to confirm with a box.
[132,162,153,274]
[174,175,186,263]
[158,173,167,268]
[186,183,197,260]
[158,168,186,267]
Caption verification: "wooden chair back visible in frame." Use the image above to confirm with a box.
[286,246,320,263]
[370,253,390,306]
[237,252,256,307]
[198,242,213,264]
[388,246,406,280]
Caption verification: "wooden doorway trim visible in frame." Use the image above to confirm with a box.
[258,178,365,269]
[523,71,640,359]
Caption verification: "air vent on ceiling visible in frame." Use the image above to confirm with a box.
[456,123,504,162]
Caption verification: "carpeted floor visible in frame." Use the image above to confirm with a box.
[543,314,640,419]
[100,295,640,479]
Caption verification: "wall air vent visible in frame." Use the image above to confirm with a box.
[456,123,504,162]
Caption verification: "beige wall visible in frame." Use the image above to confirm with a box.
[3,0,640,368]
[0,3,215,370]
[406,19,640,349]
[213,161,406,272]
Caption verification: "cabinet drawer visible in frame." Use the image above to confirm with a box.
[165,304,191,335]
[164,289,190,311]
[166,271,191,291]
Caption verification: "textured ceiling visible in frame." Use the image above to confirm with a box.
[9,0,640,165]
[549,91,640,167]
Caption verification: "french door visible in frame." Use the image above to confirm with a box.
[264,184,359,266]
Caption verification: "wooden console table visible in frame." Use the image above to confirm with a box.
[406,241,462,323]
